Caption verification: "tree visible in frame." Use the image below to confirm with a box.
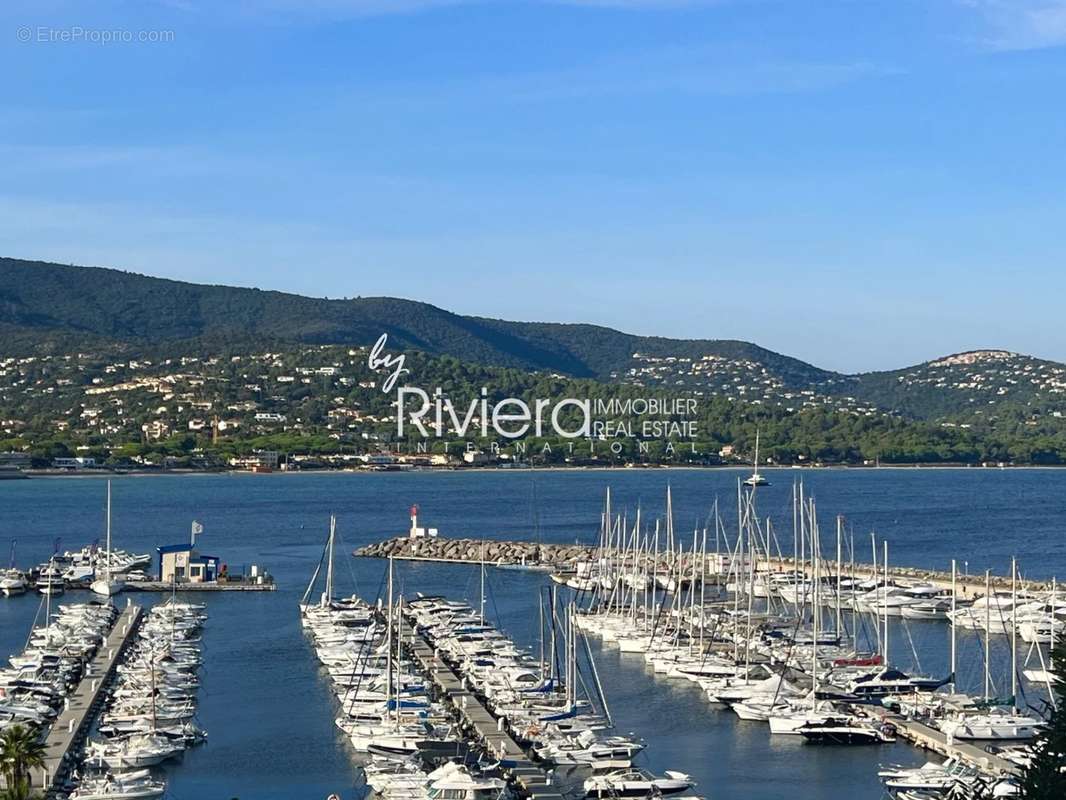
[1020,638,1066,798]
[0,724,45,800]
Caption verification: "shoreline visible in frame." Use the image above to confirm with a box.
[11,462,1066,479]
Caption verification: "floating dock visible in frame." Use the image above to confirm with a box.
[38,603,143,794]
[403,619,564,800]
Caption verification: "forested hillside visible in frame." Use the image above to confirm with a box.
[3,257,1066,427]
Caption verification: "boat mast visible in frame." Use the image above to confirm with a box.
[850,531,857,654]
[549,585,558,686]
[811,502,819,693]
[835,515,843,638]
[105,479,112,585]
[744,492,756,677]
[871,533,880,655]
[385,555,394,721]
[539,588,546,680]
[689,526,698,641]
[798,482,806,607]
[699,523,707,650]
[731,507,741,666]
[1053,576,1058,655]
[324,514,336,607]
[950,559,957,693]
[479,539,486,626]
[605,487,612,585]
[984,569,991,702]
[882,540,889,667]
[45,554,53,629]
[649,519,659,624]
[1011,556,1018,710]
[666,484,674,568]
[1051,577,1059,709]
[395,595,404,732]
[792,481,799,588]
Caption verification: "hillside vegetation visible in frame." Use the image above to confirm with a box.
[3,257,1066,429]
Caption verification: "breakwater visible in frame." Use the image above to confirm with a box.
[355,536,1053,596]
[355,536,596,566]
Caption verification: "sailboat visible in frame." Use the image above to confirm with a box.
[743,430,770,487]
[92,480,127,598]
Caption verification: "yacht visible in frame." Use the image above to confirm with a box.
[938,711,1045,741]
[69,770,166,799]
[1,542,26,596]
[797,718,896,745]
[0,569,26,596]
[37,557,65,596]
[584,768,694,798]
[842,668,949,699]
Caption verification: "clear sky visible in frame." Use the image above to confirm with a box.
[2,1,1064,373]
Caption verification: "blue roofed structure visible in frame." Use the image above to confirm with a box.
[157,543,220,583]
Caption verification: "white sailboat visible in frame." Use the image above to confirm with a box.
[743,430,770,487]
[92,480,127,598]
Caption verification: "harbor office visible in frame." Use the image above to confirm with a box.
[157,544,220,583]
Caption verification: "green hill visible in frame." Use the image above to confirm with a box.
[3,257,1064,422]
[0,257,830,382]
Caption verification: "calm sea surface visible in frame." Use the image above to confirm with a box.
[2,468,1064,800]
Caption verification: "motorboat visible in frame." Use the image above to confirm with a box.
[584,768,694,798]
[842,668,949,699]
[797,718,896,744]
[69,771,166,799]
[0,569,26,596]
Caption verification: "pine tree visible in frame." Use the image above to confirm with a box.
[1020,637,1066,798]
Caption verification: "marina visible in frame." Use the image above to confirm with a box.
[10,4,1066,798]
[403,623,565,800]
[37,604,143,792]
[3,469,1066,799]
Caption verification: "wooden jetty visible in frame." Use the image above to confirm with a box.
[403,621,564,800]
[37,603,143,794]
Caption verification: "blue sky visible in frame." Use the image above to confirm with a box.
[2,1,1065,373]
